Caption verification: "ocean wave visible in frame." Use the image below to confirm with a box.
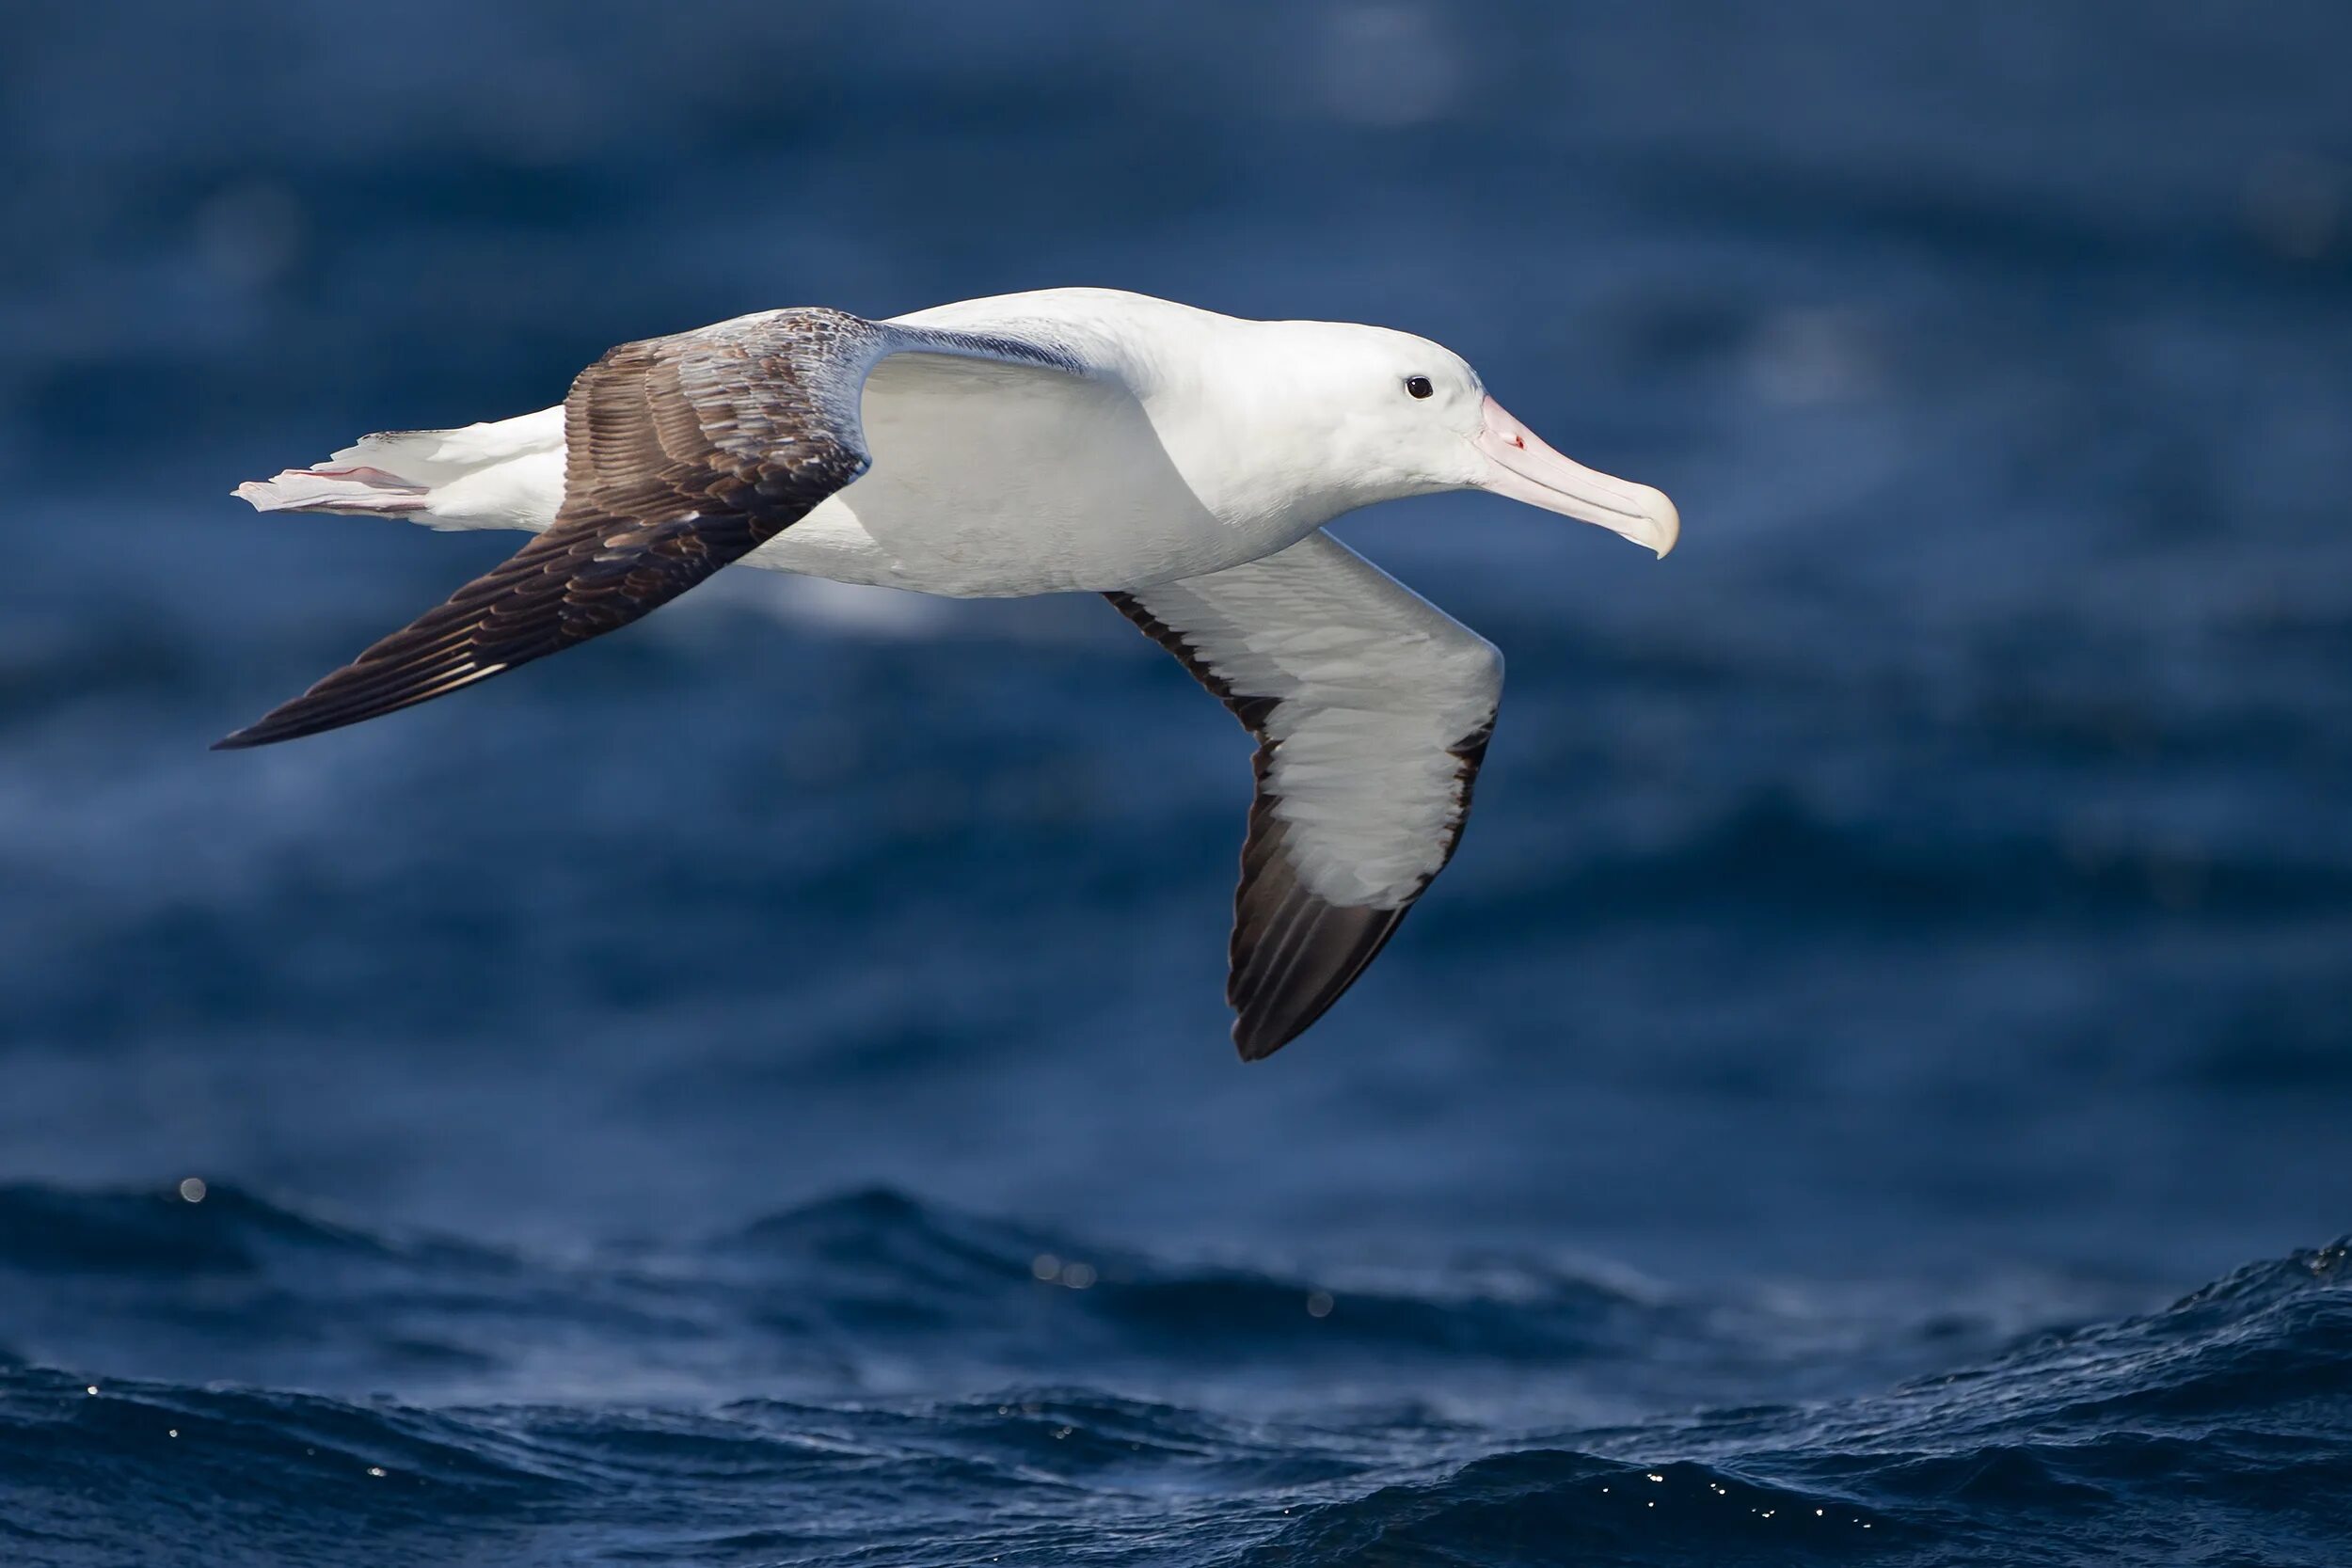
[1877,1240,2352,1433]
[1254,1243,2352,1565]
[714,1186,1667,1360]
[0,1182,411,1275]
[0,1181,2167,1412]
[1250,1451,1890,1566]
[0,1183,1715,1416]
[2,1192,2344,1564]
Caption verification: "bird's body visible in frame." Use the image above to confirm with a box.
[256,292,1495,594]
[228,288,1677,1057]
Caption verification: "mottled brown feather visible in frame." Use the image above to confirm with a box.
[215,309,894,750]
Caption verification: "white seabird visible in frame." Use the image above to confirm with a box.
[223,288,1679,1058]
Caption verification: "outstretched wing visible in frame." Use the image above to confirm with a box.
[1107,531,1502,1059]
[215,309,1074,749]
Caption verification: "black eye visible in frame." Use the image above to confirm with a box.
[1405,375,1434,399]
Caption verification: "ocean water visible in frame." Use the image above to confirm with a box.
[4,3,2350,1562]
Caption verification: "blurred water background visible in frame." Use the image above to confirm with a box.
[3,3,2349,1562]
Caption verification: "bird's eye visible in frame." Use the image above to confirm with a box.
[1405,375,1434,400]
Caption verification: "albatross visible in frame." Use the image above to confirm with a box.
[222,288,1678,1058]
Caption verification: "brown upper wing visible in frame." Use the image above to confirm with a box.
[215,309,1073,750]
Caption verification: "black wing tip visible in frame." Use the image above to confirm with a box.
[210,699,374,751]
[1227,900,1415,1063]
[1229,984,1353,1062]
[1232,1015,1308,1063]
[210,659,511,754]
[209,697,382,752]
[1227,975,1344,1062]
[210,708,352,749]
[210,712,339,751]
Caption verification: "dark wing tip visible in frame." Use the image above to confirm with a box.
[1227,887,1411,1062]
[213,706,325,752]
[1233,1011,1312,1063]
[211,657,505,751]
[210,706,376,752]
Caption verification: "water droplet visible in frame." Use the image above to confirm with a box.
[1030,1254,1060,1282]
[178,1178,207,1203]
[1305,1291,1335,1318]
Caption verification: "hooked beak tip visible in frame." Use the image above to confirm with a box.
[1632,485,1680,559]
[1473,396,1682,560]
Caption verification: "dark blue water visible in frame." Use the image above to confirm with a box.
[4,4,2350,1562]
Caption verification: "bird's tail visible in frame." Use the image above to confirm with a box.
[231,412,565,529]
[233,462,432,515]
[236,427,483,514]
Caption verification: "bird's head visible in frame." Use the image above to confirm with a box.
[1261,322,1680,557]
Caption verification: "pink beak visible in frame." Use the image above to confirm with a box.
[1472,395,1680,558]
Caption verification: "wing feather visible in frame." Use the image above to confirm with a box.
[1107,531,1502,1059]
[217,309,1073,749]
